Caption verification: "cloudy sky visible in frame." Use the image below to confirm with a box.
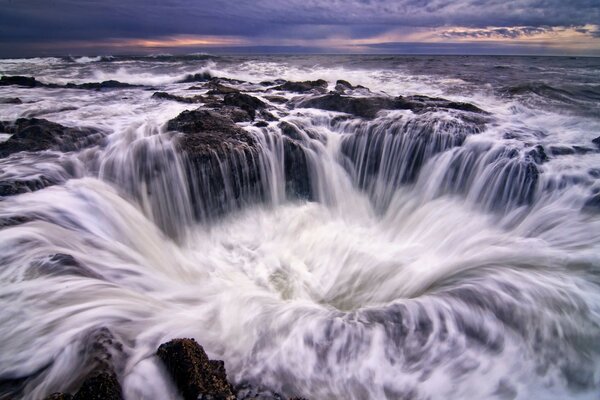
[1,0,599,56]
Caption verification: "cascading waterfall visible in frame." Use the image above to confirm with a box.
[1,55,600,400]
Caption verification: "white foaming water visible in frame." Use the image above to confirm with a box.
[0,55,599,400]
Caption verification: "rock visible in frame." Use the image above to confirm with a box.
[298,93,396,119]
[526,145,548,164]
[394,95,486,114]
[335,80,354,92]
[334,80,367,94]
[72,371,123,400]
[218,106,253,123]
[283,138,312,200]
[0,97,22,104]
[206,82,239,95]
[44,393,73,400]
[298,93,487,119]
[0,76,136,90]
[549,146,575,156]
[0,75,43,87]
[264,95,288,104]
[157,338,235,400]
[0,118,104,158]
[224,93,266,119]
[593,136,600,148]
[259,79,287,87]
[583,193,600,212]
[254,121,269,128]
[0,175,59,196]
[152,91,205,104]
[65,80,138,90]
[179,72,213,83]
[275,80,328,93]
[166,110,262,218]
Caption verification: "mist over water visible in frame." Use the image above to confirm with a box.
[1,55,600,400]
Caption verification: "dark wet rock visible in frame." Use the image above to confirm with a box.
[0,75,43,87]
[157,338,235,400]
[259,79,286,87]
[298,93,396,119]
[179,72,213,83]
[298,93,487,119]
[592,136,600,148]
[549,146,575,156]
[168,110,249,140]
[283,137,312,200]
[583,193,600,212]
[219,106,253,123]
[224,93,266,120]
[275,80,328,93]
[152,91,205,104]
[264,95,288,104]
[526,145,549,164]
[572,146,595,154]
[259,110,278,121]
[0,75,137,91]
[72,371,123,400]
[254,121,269,128]
[0,118,104,158]
[335,80,354,92]
[65,80,138,90]
[276,122,313,199]
[394,95,486,114]
[0,175,59,197]
[0,97,22,104]
[29,253,102,279]
[206,82,240,95]
[334,79,367,94]
[44,393,73,400]
[0,215,33,228]
[588,168,600,178]
[166,110,263,218]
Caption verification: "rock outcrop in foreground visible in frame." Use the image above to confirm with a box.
[157,338,235,400]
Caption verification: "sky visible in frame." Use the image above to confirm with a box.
[1,0,599,57]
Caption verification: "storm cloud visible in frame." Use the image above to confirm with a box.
[0,0,599,55]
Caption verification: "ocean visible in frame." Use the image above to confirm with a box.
[0,54,599,399]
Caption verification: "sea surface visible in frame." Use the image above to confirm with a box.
[1,54,600,399]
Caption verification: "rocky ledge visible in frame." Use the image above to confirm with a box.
[46,338,305,400]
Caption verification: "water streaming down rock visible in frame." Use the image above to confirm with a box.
[0,55,600,400]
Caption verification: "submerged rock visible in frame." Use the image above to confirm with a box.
[157,338,235,400]
[179,72,213,83]
[0,97,22,104]
[65,80,138,90]
[592,136,600,148]
[275,80,328,93]
[0,118,104,158]
[152,91,205,104]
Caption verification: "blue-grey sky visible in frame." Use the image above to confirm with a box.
[1,0,599,56]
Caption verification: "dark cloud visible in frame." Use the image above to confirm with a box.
[441,26,554,39]
[0,0,598,55]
